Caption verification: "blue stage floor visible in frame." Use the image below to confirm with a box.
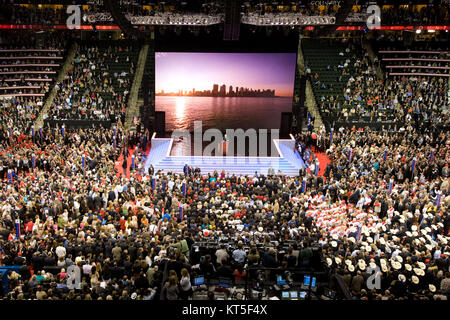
[144,134,305,176]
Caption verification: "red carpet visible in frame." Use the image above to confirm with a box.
[314,152,331,177]
[115,145,151,178]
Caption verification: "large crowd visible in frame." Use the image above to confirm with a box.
[46,43,136,123]
[0,14,449,302]
[0,112,448,300]
[307,38,449,129]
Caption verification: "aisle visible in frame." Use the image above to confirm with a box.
[313,151,331,177]
[115,145,151,178]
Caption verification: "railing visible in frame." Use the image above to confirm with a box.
[386,65,450,70]
[0,93,44,97]
[389,72,449,77]
[44,119,112,128]
[382,58,450,62]
[0,63,59,67]
[0,71,56,74]
[379,50,449,54]
[0,86,41,90]
[4,78,53,82]
[0,56,63,60]
[0,49,62,52]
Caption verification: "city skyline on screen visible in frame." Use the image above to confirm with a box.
[155,52,296,97]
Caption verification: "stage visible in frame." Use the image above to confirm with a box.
[144,133,305,176]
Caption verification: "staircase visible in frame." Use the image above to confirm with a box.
[305,80,324,131]
[297,35,306,76]
[299,37,323,132]
[363,40,384,81]
[34,42,77,129]
[145,136,305,176]
[124,43,149,131]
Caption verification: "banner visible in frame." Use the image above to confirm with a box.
[388,178,393,195]
[307,113,311,131]
[179,204,183,221]
[419,216,425,227]
[436,191,442,207]
[356,224,362,242]
[15,219,20,239]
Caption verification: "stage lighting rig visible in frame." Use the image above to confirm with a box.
[241,12,336,26]
[87,11,224,26]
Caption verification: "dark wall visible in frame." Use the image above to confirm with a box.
[155,25,299,53]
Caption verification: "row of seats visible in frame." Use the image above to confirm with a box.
[303,38,449,129]
[379,50,449,78]
[0,49,63,98]
[0,31,68,132]
[303,38,390,126]
[45,42,139,124]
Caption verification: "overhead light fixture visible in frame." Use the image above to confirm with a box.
[416,29,421,34]
[427,29,435,33]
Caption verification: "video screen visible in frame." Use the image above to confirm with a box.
[155,52,297,132]
[303,275,311,286]
[194,276,204,286]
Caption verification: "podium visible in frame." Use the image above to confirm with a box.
[221,141,228,155]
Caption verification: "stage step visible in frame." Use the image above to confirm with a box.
[145,137,305,176]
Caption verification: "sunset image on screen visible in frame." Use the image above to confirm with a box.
[156,52,296,98]
[155,52,297,132]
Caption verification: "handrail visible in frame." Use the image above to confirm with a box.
[0,56,63,60]
[0,63,59,67]
[0,86,41,90]
[379,50,448,54]
[0,49,62,52]
[382,57,450,62]
[4,78,52,82]
[386,65,450,70]
[389,72,449,77]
